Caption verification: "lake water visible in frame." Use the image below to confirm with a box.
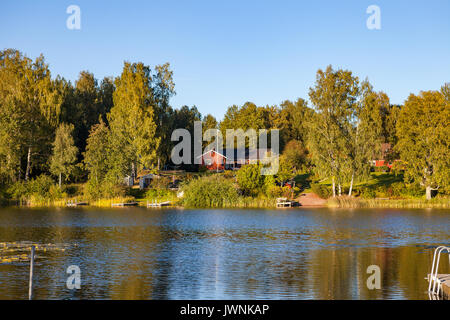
[0,207,448,300]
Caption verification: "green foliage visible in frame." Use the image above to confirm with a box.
[107,61,161,179]
[311,183,332,199]
[276,99,313,149]
[396,90,450,199]
[182,175,238,208]
[144,188,175,202]
[83,119,110,185]
[307,65,384,196]
[25,175,54,199]
[276,158,295,184]
[373,165,390,173]
[0,49,62,182]
[355,186,376,199]
[50,123,78,186]
[6,174,67,203]
[266,185,292,198]
[83,177,126,200]
[236,164,265,196]
[281,140,308,172]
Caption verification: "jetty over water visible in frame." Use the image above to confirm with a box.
[276,198,296,208]
[111,202,138,207]
[147,200,171,208]
[66,201,88,207]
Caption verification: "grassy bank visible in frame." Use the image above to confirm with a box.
[328,196,450,209]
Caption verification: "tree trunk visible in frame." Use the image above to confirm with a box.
[426,186,432,200]
[332,176,336,197]
[348,173,354,196]
[25,147,32,181]
[338,183,342,196]
[131,162,136,185]
[59,173,62,188]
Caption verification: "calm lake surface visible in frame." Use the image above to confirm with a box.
[0,207,449,300]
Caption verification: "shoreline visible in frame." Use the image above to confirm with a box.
[1,196,448,210]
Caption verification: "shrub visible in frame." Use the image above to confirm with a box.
[48,184,67,200]
[7,181,28,201]
[182,175,238,208]
[236,164,265,196]
[83,177,126,200]
[145,188,175,201]
[404,183,424,198]
[360,186,376,199]
[391,182,407,197]
[27,175,54,199]
[150,176,171,189]
[373,165,390,173]
[266,185,283,198]
[311,183,332,199]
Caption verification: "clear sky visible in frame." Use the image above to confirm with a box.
[1,0,449,120]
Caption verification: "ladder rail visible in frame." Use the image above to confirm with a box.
[428,246,450,295]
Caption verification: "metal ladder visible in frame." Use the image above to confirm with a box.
[428,246,450,297]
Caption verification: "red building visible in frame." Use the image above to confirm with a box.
[198,148,272,171]
[199,149,227,171]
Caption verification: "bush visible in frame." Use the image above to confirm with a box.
[404,183,424,198]
[373,165,390,173]
[27,175,54,199]
[311,183,332,199]
[182,175,238,208]
[7,175,67,203]
[7,181,28,201]
[236,164,265,196]
[266,185,283,198]
[150,176,171,189]
[360,186,376,199]
[84,177,126,200]
[391,182,407,197]
[145,188,175,201]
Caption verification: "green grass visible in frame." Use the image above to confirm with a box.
[328,196,450,209]
[355,172,403,188]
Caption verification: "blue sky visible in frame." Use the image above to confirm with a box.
[1,0,449,120]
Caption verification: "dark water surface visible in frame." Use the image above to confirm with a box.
[0,207,448,300]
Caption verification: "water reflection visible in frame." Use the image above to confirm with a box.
[0,207,448,299]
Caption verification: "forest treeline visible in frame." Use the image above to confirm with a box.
[0,48,448,202]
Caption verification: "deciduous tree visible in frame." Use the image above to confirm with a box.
[50,123,78,187]
[396,90,449,199]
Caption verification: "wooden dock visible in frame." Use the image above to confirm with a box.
[276,198,296,208]
[147,201,171,208]
[428,274,450,300]
[66,201,88,207]
[111,202,138,207]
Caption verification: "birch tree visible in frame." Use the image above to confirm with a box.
[50,123,78,187]
[107,62,161,182]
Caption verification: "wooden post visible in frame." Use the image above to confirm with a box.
[28,245,35,300]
